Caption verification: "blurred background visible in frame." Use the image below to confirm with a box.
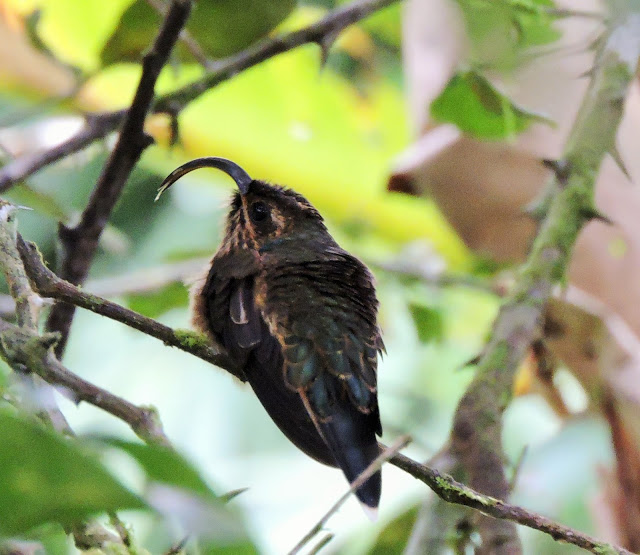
[0,0,637,553]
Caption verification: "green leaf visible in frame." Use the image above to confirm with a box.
[0,411,145,535]
[103,438,218,501]
[431,70,551,139]
[1,523,69,555]
[32,0,134,71]
[101,0,296,66]
[367,505,419,554]
[103,439,255,546]
[408,303,444,343]
[510,0,562,48]
[127,281,189,319]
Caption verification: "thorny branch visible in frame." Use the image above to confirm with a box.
[45,0,194,358]
[442,8,640,553]
[0,0,400,193]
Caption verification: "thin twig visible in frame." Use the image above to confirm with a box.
[154,0,400,112]
[307,534,334,555]
[145,0,211,68]
[373,258,502,296]
[108,513,132,547]
[389,453,632,555]
[46,0,194,357]
[0,0,400,194]
[16,236,241,379]
[0,112,124,193]
[288,436,411,555]
[542,7,603,19]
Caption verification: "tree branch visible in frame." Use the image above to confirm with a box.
[45,0,194,358]
[0,0,400,193]
[389,453,632,555]
[444,7,640,553]
[0,111,125,193]
[0,202,134,548]
[0,202,71,434]
[0,317,170,445]
[144,0,211,68]
[153,0,400,113]
[16,236,241,379]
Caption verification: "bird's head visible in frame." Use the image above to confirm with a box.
[157,157,330,254]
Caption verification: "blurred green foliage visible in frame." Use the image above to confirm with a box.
[0,411,145,535]
[101,0,297,66]
[367,504,419,553]
[0,0,612,553]
[103,438,220,501]
[456,0,561,69]
[431,70,552,139]
[127,282,189,318]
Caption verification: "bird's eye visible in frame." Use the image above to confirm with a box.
[249,201,270,223]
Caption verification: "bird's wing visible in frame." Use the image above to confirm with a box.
[261,255,382,419]
[259,254,384,508]
[191,249,261,363]
[195,250,336,466]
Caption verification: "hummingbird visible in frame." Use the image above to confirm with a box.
[158,157,384,515]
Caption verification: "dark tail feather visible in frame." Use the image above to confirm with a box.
[319,405,382,511]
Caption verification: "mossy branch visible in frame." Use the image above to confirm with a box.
[390,453,632,555]
[445,6,640,553]
[16,235,242,380]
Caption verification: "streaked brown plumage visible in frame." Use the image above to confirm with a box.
[159,158,384,511]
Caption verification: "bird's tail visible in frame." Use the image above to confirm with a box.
[317,401,382,515]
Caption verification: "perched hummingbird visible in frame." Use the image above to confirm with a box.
[158,158,384,515]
